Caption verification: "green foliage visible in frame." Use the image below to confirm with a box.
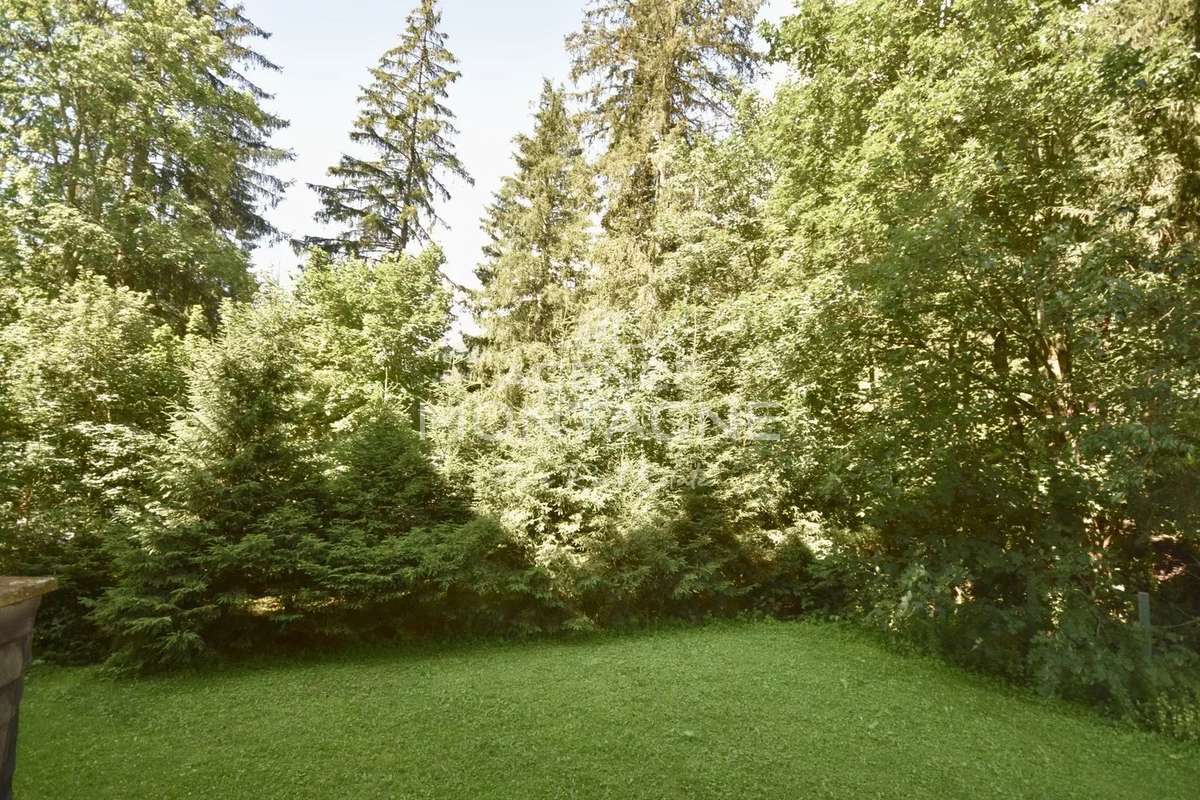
[1136,683,1200,743]
[94,249,460,671]
[0,276,185,661]
[0,0,288,322]
[96,295,326,670]
[2,0,1197,740]
[474,80,595,356]
[297,247,453,415]
[393,518,566,635]
[567,0,761,232]
[746,0,1200,723]
[563,490,764,626]
[430,280,798,631]
[294,402,466,639]
[327,403,463,537]
[308,0,472,256]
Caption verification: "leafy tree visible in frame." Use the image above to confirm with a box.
[0,276,186,660]
[308,0,472,256]
[0,0,288,322]
[297,247,453,419]
[9,0,1199,732]
[429,287,786,632]
[756,0,1200,704]
[567,0,761,233]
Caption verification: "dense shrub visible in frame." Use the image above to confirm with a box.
[394,518,567,635]
[0,277,186,661]
[561,491,764,626]
[305,403,468,638]
[731,0,1200,729]
[95,297,326,670]
[95,252,461,671]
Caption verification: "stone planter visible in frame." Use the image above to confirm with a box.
[0,578,56,800]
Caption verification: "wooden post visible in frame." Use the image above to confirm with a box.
[1137,591,1152,661]
[0,577,57,800]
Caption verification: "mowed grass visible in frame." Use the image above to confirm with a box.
[17,621,1199,799]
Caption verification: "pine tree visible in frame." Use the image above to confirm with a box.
[567,0,760,234]
[474,81,595,356]
[308,0,472,257]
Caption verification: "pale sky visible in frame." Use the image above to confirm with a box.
[244,0,792,304]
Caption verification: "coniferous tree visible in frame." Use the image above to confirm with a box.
[96,297,326,670]
[474,81,595,357]
[188,0,291,246]
[95,248,460,669]
[308,0,472,257]
[567,0,760,234]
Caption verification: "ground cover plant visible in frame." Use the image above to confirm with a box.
[18,621,1200,800]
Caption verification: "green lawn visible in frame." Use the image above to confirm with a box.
[17,621,1199,799]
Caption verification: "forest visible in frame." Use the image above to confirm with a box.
[1,0,1198,742]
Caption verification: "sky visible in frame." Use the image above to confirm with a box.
[243,0,792,300]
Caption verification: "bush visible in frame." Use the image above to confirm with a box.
[564,490,764,626]
[396,518,567,635]
[96,297,326,671]
[304,403,467,638]
[753,532,818,618]
[95,258,466,670]
[0,277,185,661]
[1136,684,1200,743]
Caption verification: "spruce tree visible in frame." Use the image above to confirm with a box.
[567,0,760,234]
[96,298,325,670]
[474,81,595,356]
[308,0,472,257]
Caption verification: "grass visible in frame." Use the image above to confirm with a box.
[17,620,1199,799]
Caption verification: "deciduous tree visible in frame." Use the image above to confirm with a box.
[0,0,289,322]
